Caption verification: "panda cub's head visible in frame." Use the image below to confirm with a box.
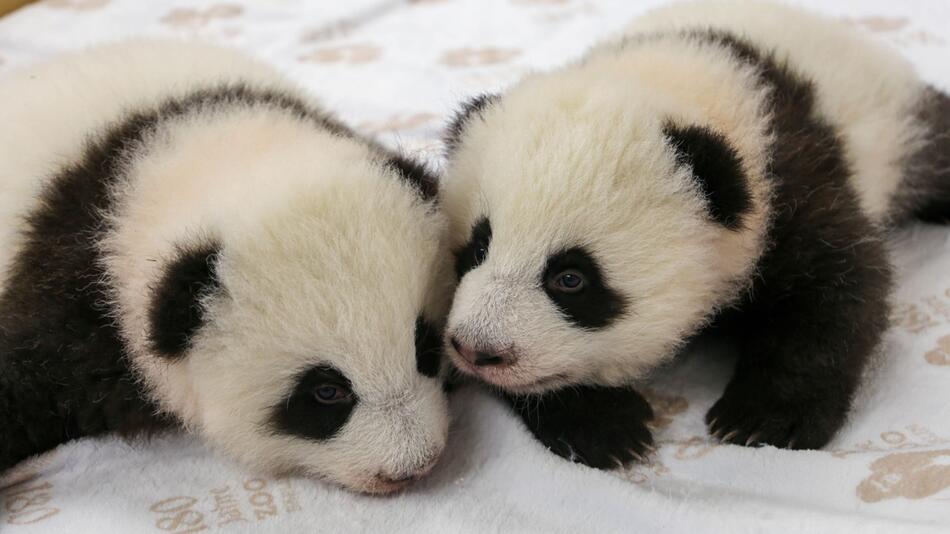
[440,50,772,393]
[105,117,452,494]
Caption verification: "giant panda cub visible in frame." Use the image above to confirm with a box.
[0,40,452,494]
[441,0,950,468]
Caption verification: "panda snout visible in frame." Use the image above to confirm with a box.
[371,457,439,493]
[450,337,515,368]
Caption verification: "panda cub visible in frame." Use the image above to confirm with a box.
[441,0,950,468]
[0,40,452,494]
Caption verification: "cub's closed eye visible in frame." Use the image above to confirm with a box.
[472,238,489,266]
[549,269,587,293]
[313,384,353,404]
[455,217,492,279]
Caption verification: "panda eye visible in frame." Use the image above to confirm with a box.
[472,238,489,266]
[549,269,586,293]
[455,217,492,279]
[313,384,352,404]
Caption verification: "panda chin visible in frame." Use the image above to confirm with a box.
[360,478,414,496]
[498,373,572,395]
[455,358,570,394]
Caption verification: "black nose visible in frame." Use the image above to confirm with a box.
[450,337,512,367]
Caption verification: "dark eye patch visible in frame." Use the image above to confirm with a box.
[415,316,443,378]
[542,247,627,329]
[270,365,358,441]
[454,217,491,280]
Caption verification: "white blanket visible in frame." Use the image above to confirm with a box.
[1,1,949,532]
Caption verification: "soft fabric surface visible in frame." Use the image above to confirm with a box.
[1,1,949,532]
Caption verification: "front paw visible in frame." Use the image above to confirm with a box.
[507,385,654,469]
[706,380,848,450]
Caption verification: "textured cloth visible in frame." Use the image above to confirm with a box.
[1,1,949,532]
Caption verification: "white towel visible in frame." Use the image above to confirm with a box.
[1,1,949,532]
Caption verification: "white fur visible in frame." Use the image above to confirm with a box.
[0,40,452,494]
[441,1,928,391]
[627,0,928,224]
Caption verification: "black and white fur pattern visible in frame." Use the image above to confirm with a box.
[441,0,950,469]
[0,40,453,494]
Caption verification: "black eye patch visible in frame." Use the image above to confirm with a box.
[454,217,491,280]
[415,316,443,378]
[269,365,358,442]
[542,247,627,329]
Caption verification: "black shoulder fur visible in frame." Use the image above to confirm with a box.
[901,86,950,223]
[693,30,893,450]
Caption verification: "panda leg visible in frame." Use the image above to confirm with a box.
[502,385,654,469]
[706,210,893,449]
[0,357,64,473]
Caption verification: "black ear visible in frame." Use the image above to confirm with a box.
[445,93,500,155]
[386,155,439,202]
[664,123,752,230]
[149,241,223,358]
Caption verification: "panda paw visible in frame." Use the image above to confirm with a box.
[706,380,845,450]
[506,385,655,469]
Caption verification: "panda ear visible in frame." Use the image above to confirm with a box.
[385,155,439,202]
[664,123,752,230]
[444,93,500,156]
[148,240,224,358]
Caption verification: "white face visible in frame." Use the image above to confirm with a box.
[190,177,451,494]
[104,123,454,494]
[192,171,452,494]
[440,65,768,394]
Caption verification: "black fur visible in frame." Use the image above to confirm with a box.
[444,93,500,155]
[415,317,442,378]
[664,123,752,230]
[504,385,654,469]
[692,30,893,450]
[385,155,439,202]
[149,242,223,357]
[542,247,627,329]
[454,217,492,280]
[269,365,357,441]
[902,86,950,223]
[0,84,342,473]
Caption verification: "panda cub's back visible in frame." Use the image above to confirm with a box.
[627,0,927,223]
[0,40,292,286]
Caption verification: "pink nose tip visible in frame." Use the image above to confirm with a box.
[450,337,512,367]
[376,458,438,488]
